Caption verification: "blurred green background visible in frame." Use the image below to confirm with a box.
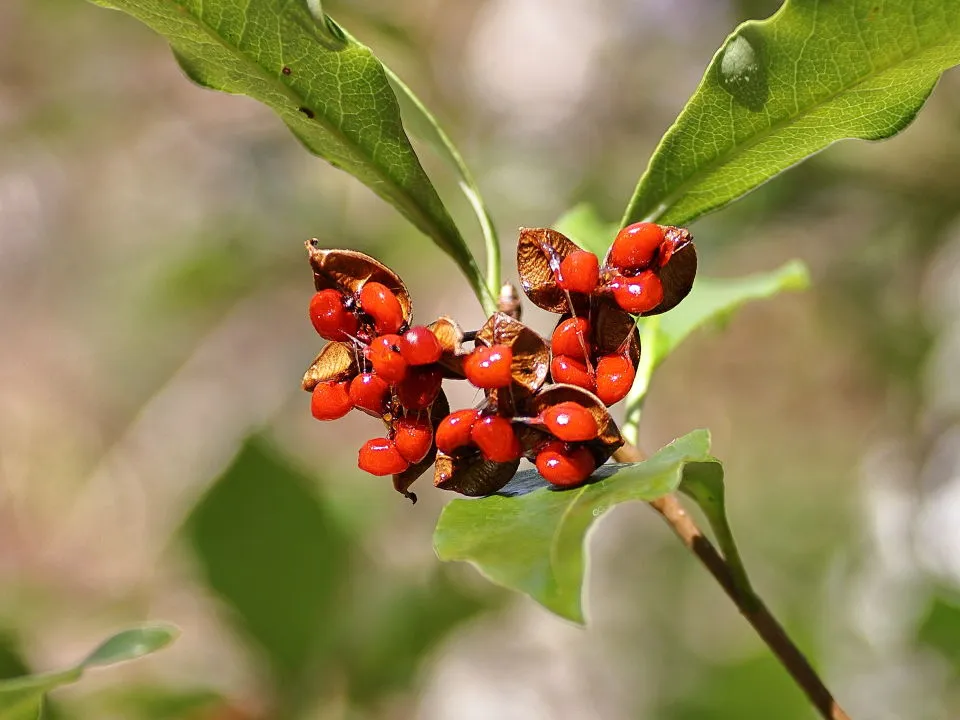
[2,0,960,717]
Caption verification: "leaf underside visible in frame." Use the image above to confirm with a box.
[434,430,721,623]
[623,0,960,228]
[88,0,481,288]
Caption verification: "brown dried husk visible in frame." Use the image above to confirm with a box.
[649,227,696,316]
[428,316,468,379]
[306,242,413,323]
[475,312,549,395]
[302,341,358,391]
[434,450,520,497]
[392,390,450,501]
[528,384,624,461]
[600,226,697,317]
[516,227,586,313]
[590,299,641,368]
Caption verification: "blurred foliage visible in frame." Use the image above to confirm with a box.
[3,0,960,718]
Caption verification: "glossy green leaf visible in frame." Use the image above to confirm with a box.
[0,625,178,719]
[629,261,809,410]
[622,0,960,228]
[434,430,720,623]
[86,0,488,304]
[184,438,351,707]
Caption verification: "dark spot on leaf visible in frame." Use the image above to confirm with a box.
[298,106,315,119]
[282,66,292,75]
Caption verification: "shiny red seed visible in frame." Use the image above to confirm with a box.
[535,441,596,487]
[393,417,433,464]
[310,381,352,421]
[609,222,664,271]
[366,334,408,383]
[309,289,358,341]
[550,355,596,393]
[657,236,686,267]
[557,250,600,295]
[464,344,513,389]
[551,317,591,360]
[595,355,635,406]
[470,415,521,463]
[358,438,409,476]
[348,373,390,414]
[541,401,599,442]
[436,409,480,454]
[400,325,442,365]
[396,366,443,410]
[609,270,664,314]
[359,282,404,334]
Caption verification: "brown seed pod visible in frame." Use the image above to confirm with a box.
[392,390,450,503]
[434,450,521,497]
[427,316,468,379]
[516,227,586,313]
[475,312,549,395]
[302,341,357,391]
[653,227,697,316]
[306,241,413,324]
[590,299,641,367]
[600,226,696,317]
[527,384,624,462]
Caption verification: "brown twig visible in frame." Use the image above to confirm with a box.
[613,443,852,720]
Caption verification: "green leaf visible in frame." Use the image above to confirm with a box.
[678,457,755,607]
[552,204,619,257]
[183,438,352,707]
[917,590,960,671]
[434,430,720,623]
[87,0,488,304]
[0,625,178,719]
[622,0,960,228]
[81,625,179,669]
[629,261,809,411]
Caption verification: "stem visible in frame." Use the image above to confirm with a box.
[613,443,852,720]
[461,184,501,307]
[620,318,659,444]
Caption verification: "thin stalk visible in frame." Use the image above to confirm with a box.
[613,443,852,720]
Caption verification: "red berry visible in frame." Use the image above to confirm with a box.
[551,317,591,359]
[396,366,443,410]
[309,290,358,341]
[557,250,600,294]
[359,282,404,334]
[393,417,433,464]
[464,344,513,389]
[535,441,596,487]
[436,409,480,454]
[550,355,596,392]
[657,236,684,267]
[595,355,634,406]
[310,381,352,420]
[470,415,521,463]
[609,222,664,271]
[541,401,599,442]
[400,325,442,366]
[358,438,409,476]
[348,373,390,414]
[609,270,664,314]
[366,334,408,383]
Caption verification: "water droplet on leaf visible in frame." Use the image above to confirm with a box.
[717,32,768,112]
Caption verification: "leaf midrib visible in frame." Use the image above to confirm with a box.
[124,0,448,240]
[644,17,953,223]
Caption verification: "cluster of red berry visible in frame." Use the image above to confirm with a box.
[303,222,695,501]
